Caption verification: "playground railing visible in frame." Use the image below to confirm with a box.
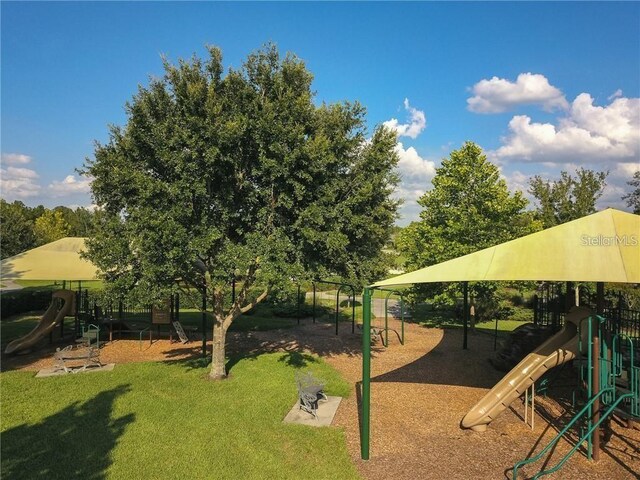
[512,388,632,479]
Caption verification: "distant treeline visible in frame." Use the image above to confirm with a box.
[0,200,97,259]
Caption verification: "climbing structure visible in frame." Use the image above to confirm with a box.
[513,314,640,479]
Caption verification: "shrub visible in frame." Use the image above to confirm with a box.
[1,288,55,319]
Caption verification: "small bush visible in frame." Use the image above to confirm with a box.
[1,289,55,319]
[272,303,316,318]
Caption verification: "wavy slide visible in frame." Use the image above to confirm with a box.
[461,306,593,432]
[4,289,76,355]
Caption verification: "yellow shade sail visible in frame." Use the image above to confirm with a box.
[374,209,640,287]
[1,237,100,281]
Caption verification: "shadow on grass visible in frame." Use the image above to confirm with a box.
[1,384,134,480]
[277,351,318,368]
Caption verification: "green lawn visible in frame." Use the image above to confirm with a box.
[413,304,533,336]
[1,353,359,480]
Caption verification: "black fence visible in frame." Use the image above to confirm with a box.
[533,283,640,340]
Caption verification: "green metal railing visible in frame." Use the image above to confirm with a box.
[512,388,633,479]
[515,320,639,479]
[380,289,405,347]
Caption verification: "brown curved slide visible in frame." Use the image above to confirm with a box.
[461,306,593,432]
[4,289,76,355]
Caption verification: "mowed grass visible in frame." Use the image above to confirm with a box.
[1,354,359,480]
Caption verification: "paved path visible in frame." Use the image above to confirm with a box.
[305,290,410,319]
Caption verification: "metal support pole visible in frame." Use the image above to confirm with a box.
[335,286,344,335]
[202,288,207,358]
[400,295,405,344]
[351,287,356,334]
[384,292,391,347]
[463,282,468,350]
[312,283,316,324]
[361,287,372,460]
[297,284,301,326]
[592,282,605,461]
[493,317,499,351]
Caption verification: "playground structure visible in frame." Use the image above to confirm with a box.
[4,289,76,355]
[305,280,406,347]
[509,311,639,478]
[462,306,594,432]
[359,209,640,478]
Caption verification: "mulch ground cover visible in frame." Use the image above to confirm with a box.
[3,317,639,479]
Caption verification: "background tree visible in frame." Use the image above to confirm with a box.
[397,141,540,318]
[622,171,640,214]
[529,168,608,228]
[53,206,96,237]
[83,44,399,379]
[33,209,71,245]
[0,200,36,258]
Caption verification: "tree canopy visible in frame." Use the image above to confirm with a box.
[82,44,400,378]
[623,171,640,214]
[397,142,540,314]
[399,142,538,268]
[528,168,608,228]
[33,210,71,245]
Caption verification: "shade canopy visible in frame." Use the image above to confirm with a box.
[1,237,100,281]
[374,209,640,288]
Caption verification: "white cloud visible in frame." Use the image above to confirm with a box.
[467,73,568,114]
[5,167,39,179]
[502,170,529,195]
[608,89,623,102]
[1,165,41,199]
[495,93,640,164]
[383,98,427,139]
[393,142,437,225]
[395,142,436,181]
[1,153,33,165]
[48,175,93,197]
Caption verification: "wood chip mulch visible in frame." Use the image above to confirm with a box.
[3,318,639,479]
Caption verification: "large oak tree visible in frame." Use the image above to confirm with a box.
[82,45,399,379]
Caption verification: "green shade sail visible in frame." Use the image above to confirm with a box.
[374,209,639,287]
[1,237,99,281]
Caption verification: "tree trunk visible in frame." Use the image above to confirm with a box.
[209,319,228,380]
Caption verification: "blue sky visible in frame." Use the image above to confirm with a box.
[2,2,639,224]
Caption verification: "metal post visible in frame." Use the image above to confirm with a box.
[312,283,316,323]
[175,293,180,321]
[361,287,372,460]
[351,287,356,334]
[592,282,605,461]
[202,288,207,358]
[384,292,390,346]
[493,317,499,351]
[335,286,343,335]
[463,282,468,350]
[297,284,301,326]
[400,295,405,344]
